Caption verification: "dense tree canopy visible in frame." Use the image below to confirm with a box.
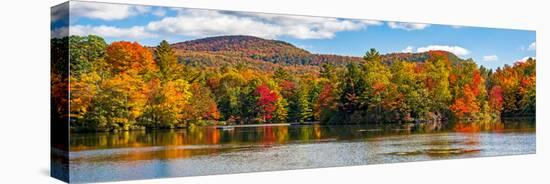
[51,35,536,132]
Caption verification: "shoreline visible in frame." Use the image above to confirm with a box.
[69,116,535,133]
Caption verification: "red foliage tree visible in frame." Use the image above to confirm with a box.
[279,80,295,99]
[472,70,482,96]
[105,41,157,74]
[489,85,504,111]
[314,84,336,119]
[256,84,279,122]
[450,84,480,118]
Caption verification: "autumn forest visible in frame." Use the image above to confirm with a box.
[51,35,536,132]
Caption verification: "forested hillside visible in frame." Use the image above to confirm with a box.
[171,35,466,67]
[51,35,536,132]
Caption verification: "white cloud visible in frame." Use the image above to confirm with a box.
[51,3,69,23]
[145,9,381,39]
[152,8,167,17]
[482,55,498,62]
[518,56,536,62]
[133,6,151,14]
[416,45,470,56]
[51,27,69,38]
[360,20,384,26]
[64,5,385,40]
[387,22,430,31]
[69,25,157,39]
[70,1,150,21]
[401,46,414,53]
[528,42,536,51]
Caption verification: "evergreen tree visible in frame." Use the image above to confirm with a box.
[154,40,181,81]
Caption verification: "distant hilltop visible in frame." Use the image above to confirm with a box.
[169,35,466,66]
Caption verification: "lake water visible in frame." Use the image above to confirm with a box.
[67,119,535,183]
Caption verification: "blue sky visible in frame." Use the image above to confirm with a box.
[52,1,536,69]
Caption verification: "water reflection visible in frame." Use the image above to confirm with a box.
[69,119,535,183]
[70,119,534,162]
[71,119,535,151]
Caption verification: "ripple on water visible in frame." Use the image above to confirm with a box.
[384,148,482,157]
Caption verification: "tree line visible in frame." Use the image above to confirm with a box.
[51,35,536,132]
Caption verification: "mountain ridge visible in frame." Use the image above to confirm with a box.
[170,35,465,66]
